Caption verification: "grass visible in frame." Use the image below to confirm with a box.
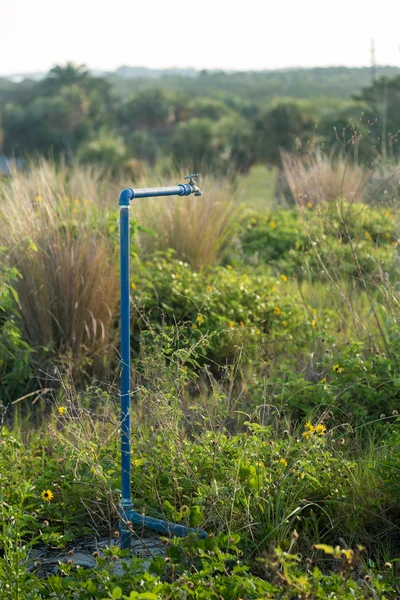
[1,377,399,597]
[132,175,243,268]
[1,155,400,598]
[0,161,119,383]
[236,164,277,211]
[281,151,367,207]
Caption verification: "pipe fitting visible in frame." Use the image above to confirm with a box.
[119,188,134,206]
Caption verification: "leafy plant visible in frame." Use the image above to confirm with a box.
[0,252,35,405]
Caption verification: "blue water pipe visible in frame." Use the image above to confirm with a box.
[118,175,207,549]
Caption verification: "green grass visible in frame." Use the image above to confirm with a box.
[236,164,278,211]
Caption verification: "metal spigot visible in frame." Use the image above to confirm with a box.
[184,173,202,196]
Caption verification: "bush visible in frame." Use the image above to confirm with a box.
[130,254,313,369]
[78,134,127,168]
[239,202,397,280]
[251,334,400,424]
[0,255,35,405]
[239,209,308,266]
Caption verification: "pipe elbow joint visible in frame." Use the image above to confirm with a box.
[119,188,134,206]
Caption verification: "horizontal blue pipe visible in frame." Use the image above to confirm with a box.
[119,183,196,205]
[127,510,207,539]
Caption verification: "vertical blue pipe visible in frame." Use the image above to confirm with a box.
[119,188,134,549]
[117,182,206,549]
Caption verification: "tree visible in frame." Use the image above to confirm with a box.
[354,76,400,159]
[171,118,214,170]
[128,131,159,165]
[78,134,127,167]
[2,64,117,160]
[29,85,90,160]
[256,103,315,167]
[120,89,174,133]
[213,114,256,173]
[39,63,90,95]
[189,98,231,121]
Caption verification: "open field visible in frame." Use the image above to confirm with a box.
[1,155,400,598]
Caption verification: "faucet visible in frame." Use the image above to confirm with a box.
[118,175,206,549]
[184,173,202,196]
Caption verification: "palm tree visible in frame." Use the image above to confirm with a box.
[48,63,90,86]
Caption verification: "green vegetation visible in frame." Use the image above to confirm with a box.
[0,152,400,598]
[1,62,400,598]
[2,63,400,173]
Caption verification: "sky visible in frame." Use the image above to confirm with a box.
[1,0,399,76]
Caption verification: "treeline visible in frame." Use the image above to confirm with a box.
[1,63,400,173]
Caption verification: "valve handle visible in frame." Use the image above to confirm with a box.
[184,173,199,186]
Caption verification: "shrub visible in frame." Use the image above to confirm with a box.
[257,336,400,424]
[377,418,400,503]
[239,209,309,267]
[0,254,34,405]
[130,254,313,369]
[238,202,397,280]
[78,134,127,168]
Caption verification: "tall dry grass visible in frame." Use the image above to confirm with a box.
[280,151,400,355]
[131,177,243,269]
[0,160,119,380]
[0,161,242,384]
[281,151,367,207]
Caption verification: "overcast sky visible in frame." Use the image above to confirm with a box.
[1,0,399,75]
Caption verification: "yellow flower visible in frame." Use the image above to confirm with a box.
[131,282,136,290]
[192,324,198,330]
[35,195,41,203]
[279,457,288,467]
[281,274,287,282]
[206,285,212,293]
[319,377,327,384]
[41,489,54,502]
[302,422,314,440]
[311,309,317,315]
[365,231,372,241]
[226,265,233,270]
[385,210,391,217]
[333,364,343,373]
[306,202,313,209]
[240,321,245,328]
[228,321,235,328]
[58,406,66,416]
[269,221,276,229]
[281,320,287,327]
[196,314,205,325]
[315,423,326,436]
[274,307,281,316]
[311,320,317,327]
